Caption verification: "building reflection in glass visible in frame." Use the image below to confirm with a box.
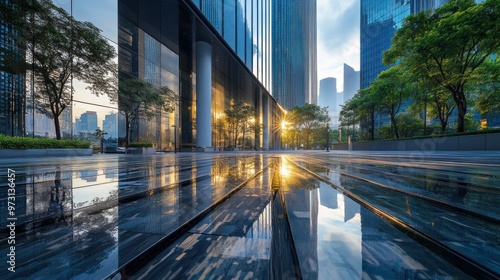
[282,158,470,279]
[317,184,362,279]
[0,162,120,279]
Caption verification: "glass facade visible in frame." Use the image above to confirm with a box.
[192,0,272,92]
[360,0,409,90]
[343,63,360,103]
[318,77,338,127]
[117,6,180,150]
[272,0,317,110]
[125,0,283,150]
[15,0,120,145]
[0,0,283,150]
[360,0,455,89]
[0,0,25,137]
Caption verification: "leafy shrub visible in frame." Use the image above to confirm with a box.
[128,141,154,148]
[0,135,91,149]
[398,114,424,138]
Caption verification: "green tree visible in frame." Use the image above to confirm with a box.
[475,57,500,117]
[349,88,378,140]
[370,66,411,139]
[239,104,257,150]
[339,103,356,140]
[384,0,500,132]
[397,113,424,138]
[119,77,176,147]
[1,0,118,139]
[224,102,256,148]
[290,104,330,149]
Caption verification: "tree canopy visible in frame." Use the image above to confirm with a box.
[283,104,330,149]
[224,101,256,148]
[383,0,500,132]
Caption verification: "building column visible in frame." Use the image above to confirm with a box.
[196,41,212,151]
[263,97,269,150]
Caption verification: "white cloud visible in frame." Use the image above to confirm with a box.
[317,0,360,92]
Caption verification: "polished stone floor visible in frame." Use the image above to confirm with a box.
[0,151,499,279]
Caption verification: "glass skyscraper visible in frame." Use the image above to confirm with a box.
[1,0,283,150]
[193,0,318,110]
[272,0,317,109]
[343,63,360,103]
[360,0,409,90]
[192,0,272,92]
[318,77,337,127]
[360,0,451,89]
[0,0,25,137]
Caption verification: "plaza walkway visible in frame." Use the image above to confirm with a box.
[0,151,499,279]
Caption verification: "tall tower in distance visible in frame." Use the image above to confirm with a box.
[318,77,338,127]
[343,63,360,103]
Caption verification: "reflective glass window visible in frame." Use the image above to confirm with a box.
[223,0,236,50]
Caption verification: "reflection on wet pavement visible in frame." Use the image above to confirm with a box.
[1,151,498,279]
[0,154,267,279]
[289,154,500,276]
[279,159,471,279]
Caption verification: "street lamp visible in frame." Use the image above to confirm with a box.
[326,125,330,152]
[172,125,177,153]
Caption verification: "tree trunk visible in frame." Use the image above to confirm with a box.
[390,113,399,139]
[423,92,427,136]
[440,119,446,134]
[54,114,61,140]
[242,128,246,150]
[456,92,467,133]
[370,109,375,141]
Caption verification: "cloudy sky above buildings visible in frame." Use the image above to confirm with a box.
[317,0,360,92]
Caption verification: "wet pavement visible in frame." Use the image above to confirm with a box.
[0,151,499,279]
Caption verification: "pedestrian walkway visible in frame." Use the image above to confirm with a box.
[1,151,498,279]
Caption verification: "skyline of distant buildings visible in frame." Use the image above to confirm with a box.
[318,63,360,129]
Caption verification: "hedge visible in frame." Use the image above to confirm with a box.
[128,141,154,148]
[0,135,91,149]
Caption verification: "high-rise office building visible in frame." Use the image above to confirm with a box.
[76,111,98,133]
[193,0,272,91]
[2,0,284,150]
[360,0,408,90]
[0,0,25,137]
[272,0,317,109]
[318,78,336,107]
[360,0,452,90]
[102,113,118,139]
[196,0,318,110]
[129,0,283,150]
[318,77,337,120]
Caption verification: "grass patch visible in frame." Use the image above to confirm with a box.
[0,135,91,149]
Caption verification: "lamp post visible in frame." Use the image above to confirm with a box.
[172,125,177,153]
[326,124,330,152]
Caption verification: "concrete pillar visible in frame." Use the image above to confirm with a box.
[263,97,269,150]
[196,41,212,151]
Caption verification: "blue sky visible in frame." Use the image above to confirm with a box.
[317,0,360,92]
